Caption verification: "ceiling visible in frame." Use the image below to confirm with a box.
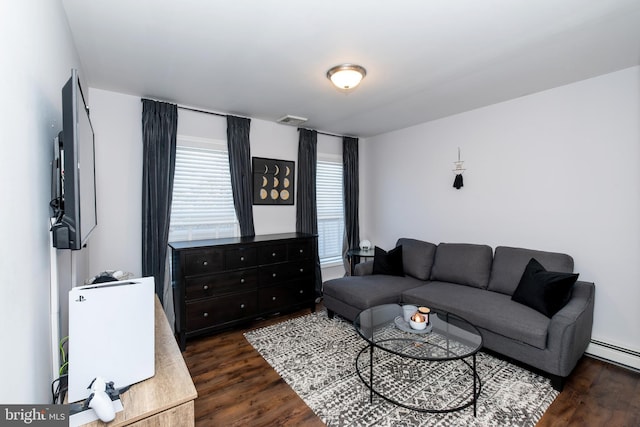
[62,0,640,137]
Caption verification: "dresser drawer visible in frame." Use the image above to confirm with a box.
[287,280,314,304]
[186,291,257,331]
[258,260,313,286]
[288,240,312,260]
[258,281,313,313]
[286,260,313,280]
[258,244,287,265]
[258,263,288,286]
[183,248,224,275]
[225,247,257,270]
[185,269,257,300]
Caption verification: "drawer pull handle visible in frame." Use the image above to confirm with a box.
[240,303,245,309]
[272,296,277,301]
[203,261,208,266]
[240,278,245,284]
[203,285,209,290]
[240,256,245,261]
[203,312,209,318]
[272,273,277,278]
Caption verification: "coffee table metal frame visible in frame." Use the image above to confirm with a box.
[354,304,483,416]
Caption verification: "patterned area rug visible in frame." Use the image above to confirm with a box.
[244,310,558,426]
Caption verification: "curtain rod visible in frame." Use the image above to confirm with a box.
[178,105,226,118]
[141,98,228,118]
[177,108,352,138]
[146,100,354,137]
[297,127,355,139]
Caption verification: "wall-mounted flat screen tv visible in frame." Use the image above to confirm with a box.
[52,69,97,250]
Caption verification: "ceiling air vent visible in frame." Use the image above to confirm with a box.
[277,115,308,126]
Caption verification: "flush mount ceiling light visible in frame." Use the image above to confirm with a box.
[326,64,367,91]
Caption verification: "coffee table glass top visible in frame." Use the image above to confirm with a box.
[354,304,483,360]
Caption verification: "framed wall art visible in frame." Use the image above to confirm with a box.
[252,157,295,205]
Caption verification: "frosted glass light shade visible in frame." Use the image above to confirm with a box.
[327,64,366,90]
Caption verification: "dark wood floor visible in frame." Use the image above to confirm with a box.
[182,303,640,426]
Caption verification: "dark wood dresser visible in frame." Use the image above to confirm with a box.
[169,232,317,350]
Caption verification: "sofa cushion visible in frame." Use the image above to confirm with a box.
[430,243,493,289]
[488,246,574,296]
[372,246,405,276]
[511,258,579,317]
[395,238,437,280]
[402,281,551,349]
[323,275,424,310]
[354,260,374,276]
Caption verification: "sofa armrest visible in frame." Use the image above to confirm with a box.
[546,280,595,376]
[354,260,374,276]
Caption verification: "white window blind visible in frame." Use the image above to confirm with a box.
[316,159,344,265]
[169,138,239,242]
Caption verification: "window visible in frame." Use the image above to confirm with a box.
[316,158,344,265]
[169,137,239,242]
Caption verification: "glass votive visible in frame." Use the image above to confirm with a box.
[403,305,418,322]
[418,306,431,324]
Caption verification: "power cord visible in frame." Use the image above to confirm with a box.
[51,374,67,404]
[59,336,69,376]
[49,198,64,225]
[52,336,134,409]
[51,336,69,404]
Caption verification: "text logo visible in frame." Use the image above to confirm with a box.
[2,405,67,426]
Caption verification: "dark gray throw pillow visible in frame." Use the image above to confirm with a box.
[512,258,578,317]
[372,245,405,277]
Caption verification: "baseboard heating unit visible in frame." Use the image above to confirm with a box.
[586,339,640,372]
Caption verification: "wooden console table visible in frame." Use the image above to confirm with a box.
[78,297,197,426]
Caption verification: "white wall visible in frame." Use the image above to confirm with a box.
[0,0,82,403]
[87,89,143,276]
[361,66,640,357]
[87,95,347,280]
[174,108,302,236]
[171,107,302,236]
[250,118,298,234]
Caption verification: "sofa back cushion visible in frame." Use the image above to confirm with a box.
[430,243,493,289]
[395,238,437,280]
[488,246,574,295]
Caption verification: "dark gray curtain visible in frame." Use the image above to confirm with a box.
[342,136,360,275]
[226,115,255,236]
[296,129,322,296]
[141,99,177,304]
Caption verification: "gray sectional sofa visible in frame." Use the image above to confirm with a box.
[322,238,595,390]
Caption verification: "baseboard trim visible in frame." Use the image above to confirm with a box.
[585,340,640,372]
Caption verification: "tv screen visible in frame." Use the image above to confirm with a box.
[52,69,97,250]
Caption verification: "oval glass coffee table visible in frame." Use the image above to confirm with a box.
[354,304,483,416]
